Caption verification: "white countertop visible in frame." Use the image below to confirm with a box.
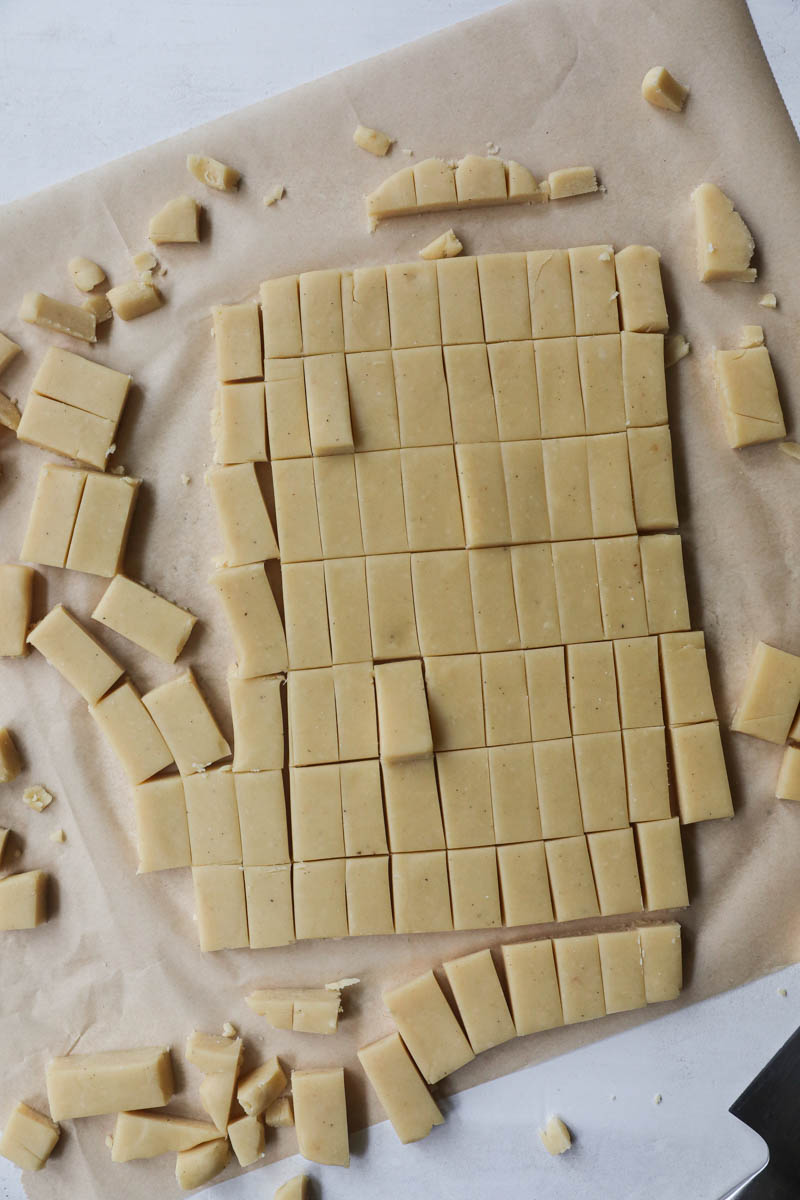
[1,2,799,1197]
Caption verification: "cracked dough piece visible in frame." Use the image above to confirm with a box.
[692,183,756,282]
[106,278,164,320]
[353,124,393,156]
[211,563,288,678]
[0,870,48,930]
[19,292,96,342]
[110,1111,219,1162]
[68,256,105,292]
[92,575,196,663]
[17,394,115,470]
[0,1101,60,1171]
[358,1032,443,1144]
[713,343,785,448]
[90,680,174,784]
[419,229,462,260]
[66,473,141,577]
[46,1047,173,1120]
[237,1057,287,1117]
[641,66,689,111]
[598,929,646,1014]
[187,153,241,191]
[659,631,716,725]
[636,817,689,909]
[443,948,516,1053]
[33,346,131,423]
[27,604,123,704]
[759,292,777,308]
[731,641,800,744]
[0,564,34,658]
[175,1138,229,1190]
[501,939,562,1035]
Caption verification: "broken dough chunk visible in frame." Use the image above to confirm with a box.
[264,184,285,206]
[548,166,598,199]
[107,278,164,320]
[641,66,689,112]
[274,1175,309,1199]
[291,1067,350,1167]
[228,1113,265,1167]
[0,392,20,432]
[149,195,200,244]
[187,153,241,191]
[692,183,756,283]
[237,1057,287,1117]
[539,1115,572,1155]
[19,292,96,343]
[0,728,22,782]
[175,1137,229,1190]
[739,325,764,348]
[731,641,800,744]
[0,1101,60,1171]
[110,1110,219,1161]
[68,256,106,292]
[759,292,777,308]
[264,1097,294,1127]
[419,229,463,260]
[664,334,690,367]
[23,785,54,813]
[0,870,48,929]
[779,441,800,462]
[81,293,113,323]
[246,985,345,1033]
[353,124,394,156]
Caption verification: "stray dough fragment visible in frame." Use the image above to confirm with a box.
[149,195,200,244]
[353,124,394,156]
[68,256,106,292]
[187,153,241,191]
[23,785,54,813]
[419,229,463,260]
[641,66,689,112]
[274,1176,308,1200]
[50,828,66,843]
[0,729,22,782]
[664,334,690,367]
[81,293,113,323]
[692,183,756,282]
[0,332,21,376]
[107,278,164,320]
[263,184,285,206]
[539,1115,572,1155]
[133,251,158,273]
[0,392,20,431]
[19,292,96,342]
[759,292,777,308]
[548,166,598,199]
[0,1101,60,1171]
[246,984,345,1033]
[264,1096,294,1127]
[713,341,785,447]
[739,325,764,348]
[779,441,800,462]
[175,1137,230,1189]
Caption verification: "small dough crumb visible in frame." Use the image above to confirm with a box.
[0,393,22,433]
[105,1135,114,1150]
[419,229,463,261]
[401,148,414,157]
[486,141,500,156]
[222,1021,238,1038]
[81,293,113,324]
[779,442,800,462]
[23,785,54,813]
[187,153,241,191]
[110,464,127,475]
[181,473,192,485]
[641,66,690,112]
[263,185,285,207]
[739,325,764,348]
[133,251,158,274]
[68,256,106,292]
[759,292,778,308]
[653,1093,663,1105]
[50,829,66,843]
[598,249,611,262]
[778,986,788,997]
[665,334,691,367]
[325,977,360,991]
[539,1115,572,1155]
[353,125,394,157]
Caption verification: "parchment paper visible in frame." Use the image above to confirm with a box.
[1,0,799,1195]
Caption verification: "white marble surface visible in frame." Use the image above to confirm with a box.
[1,2,800,1198]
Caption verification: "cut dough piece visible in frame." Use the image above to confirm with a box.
[456,443,511,547]
[622,726,671,822]
[573,731,628,831]
[46,1047,174,1120]
[260,275,302,359]
[110,1111,219,1162]
[587,432,637,537]
[545,836,600,921]
[185,1030,242,1074]
[598,929,646,1014]
[552,539,605,645]
[497,840,552,926]
[247,987,340,1034]
[235,771,289,866]
[133,776,191,873]
[341,268,391,353]
[419,229,463,260]
[90,681,174,784]
[340,759,387,855]
[293,858,348,941]
[149,195,200,243]
[187,153,240,190]
[33,346,131,422]
[212,304,262,382]
[455,155,507,206]
[739,325,765,348]
[437,748,495,847]
[621,332,667,427]
[282,562,331,670]
[552,933,605,1023]
[346,855,394,935]
[142,670,230,775]
[382,758,445,852]
[627,426,679,531]
[542,437,593,539]
[228,1114,264,1167]
[534,336,585,437]
[0,728,22,782]
[502,439,551,544]
[413,158,457,209]
[488,340,540,440]
[469,548,520,653]
[569,245,619,336]
[0,331,21,375]
[325,557,372,665]
[501,939,563,1035]
[759,292,777,308]
[401,446,464,551]
[271,458,322,563]
[292,1068,349,1167]
[567,640,620,735]
[0,564,34,657]
[692,183,756,283]
[636,817,689,909]
[384,970,474,1084]
[411,550,476,656]
[533,739,583,840]
[665,333,690,366]
[303,353,353,455]
[577,334,625,434]
[92,575,196,663]
[614,635,663,728]
[482,650,531,746]
[507,159,545,201]
[366,165,417,230]
[19,291,96,342]
[477,252,532,342]
[443,948,515,1053]
[614,245,668,332]
[0,870,48,930]
[444,343,498,441]
[527,250,575,339]
[448,846,502,930]
[184,767,242,866]
[489,743,541,843]
[333,662,378,761]
[65,473,140,577]
[175,1138,229,1190]
[386,261,441,349]
[358,1033,443,1144]
[229,675,283,772]
[511,543,562,648]
[392,850,451,932]
[0,1101,60,1171]
[642,66,689,111]
[548,166,597,199]
[424,653,485,752]
[639,534,690,633]
[245,864,295,948]
[286,667,338,767]
[366,553,419,660]
[539,1115,572,1155]
[17,392,115,470]
[714,344,785,448]
[588,827,643,916]
[346,352,399,451]
[776,745,800,801]
[374,658,432,761]
[206,463,279,566]
[27,604,123,703]
[299,269,344,355]
[314,454,364,559]
[194,864,247,945]
[436,256,485,344]
[525,647,571,741]
[659,631,716,725]
[211,563,287,678]
[393,345,453,446]
[213,381,267,464]
[670,722,733,823]
[640,922,683,1002]
[106,278,164,320]
[237,1057,287,1118]
[594,535,648,640]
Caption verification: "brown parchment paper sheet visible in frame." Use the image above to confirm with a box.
[1,0,800,1194]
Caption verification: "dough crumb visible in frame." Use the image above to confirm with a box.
[486,140,501,156]
[401,148,415,156]
[665,333,691,367]
[50,828,66,843]
[598,249,612,262]
[641,66,689,112]
[777,986,788,997]
[263,184,285,207]
[68,256,106,292]
[187,153,241,191]
[653,1093,663,1105]
[0,393,22,433]
[325,977,360,990]
[759,292,778,308]
[105,1135,113,1150]
[779,442,800,462]
[419,229,463,261]
[110,464,127,475]
[181,473,192,485]
[353,124,394,157]
[23,785,54,813]
[609,1094,617,1102]
[133,251,158,274]
[539,1115,572,1155]
[222,1021,238,1037]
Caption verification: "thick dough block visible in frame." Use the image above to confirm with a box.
[598,929,647,1014]
[587,827,643,915]
[374,659,432,761]
[358,1033,443,1144]
[212,304,262,383]
[501,939,563,1035]
[568,245,619,336]
[229,675,283,772]
[282,562,331,670]
[621,333,667,427]
[573,731,628,831]
[341,268,390,353]
[235,771,289,866]
[19,291,96,342]
[237,1057,288,1118]
[292,859,348,941]
[489,744,541,843]
[543,437,593,539]
[325,557,372,665]
[391,850,451,932]
[533,739,583,839]
[594,535,648,639]
[622,726,671,822]
[290,764,344,861]
[17,392,114,469]
[567,641,620,734]
[260,275,303,359]
[552,934,606,1024]
[411,550,476,656]
[497,840,553,926]
[545,836,600,921]
[206,464,279,566]
[354,450,408,555]
[142,670,230,775]
[90,681,174,784]
[298,270,344,356]
[392,347,452,446]
[346,855,394,935]
[27,604,123,704]
[0,870,48,930]
[92,575,196,663]
[264,358,310,459]
[401,446,464,551]
[670,722,733,823]
[640,534,690,633]
[587,432,637,537]
[383,970,474,1084]
[33,347,130,422]
[502,439,550,544]
[245,864,295,948]
[468,548,520,652]
[456,443,511,548]
[692,182,756,283]
[614,246,668,333]
[303,353,354,455]
[448,846,502,930]
[527,250,575,340]
[714,344,785,448]
[525,647,571,741]
[345,351,399,452]
[511,544,561,648]
[66,473,141,578]
[366,553,419,660]
[386,261,441,349]
[443,343,498,442]
[627,426,678,531]
[333,662,378,761]
[424,653,485,751]
[382,758,445,852]
[534,337,585,437]
[0,563,34,657]
[488,341,540,440]
[577,334,626,434]
[636,817,689,909]
[443,948,515,1053]
[477,253,531,343]
[213,382,267,464]
[184,767,242,866]
[21,464,86,568]
[640,922,683,1003]
[614,635,663,728]
[287,667,338,767]
[436,256,484,345]
[46,1047,174,1120]
[0,1101,60,1171]
[482,650,531,746]
[271,458,322,563]
[211,564,287,678]
[437,748,494,847]
[292,1068,349,1167]
[552,539,605,644]
[340,760,387,855]
[732,641,800,745]
[314,454,363,558]
[659,631,716,725]
[134,775,191,872]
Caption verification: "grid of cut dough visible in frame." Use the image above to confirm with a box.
[113,245,732,952]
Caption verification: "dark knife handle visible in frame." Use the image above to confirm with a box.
[733,1163,800,1199]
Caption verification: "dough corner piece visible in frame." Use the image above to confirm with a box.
[641,66,689,112]
[692,182,756,283]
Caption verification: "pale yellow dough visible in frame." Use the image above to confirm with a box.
[353,124,393,156]
[187,153,241,191]
[0,1102,60,1171]
[692,183,756,282]
[641,66,689,111]
[419,229,463,260]
[46,1047,173,1120]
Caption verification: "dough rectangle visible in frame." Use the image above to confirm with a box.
[287,667,338,767]
[423,653,485,751]
[386,261,441,348]
[354,449,408,554]
[511,544,561,647]
[627,426,679,531]
[533,739,584,840]
[411,550,476,656]
[594,535,648,640]
[235,771,289,866]
[381,758,445,852]
[527,250,575,340]
[488,340,540,440]
[588,827,643,916]
[436,256,485,345]
[502,439,550,544]
[303,353,354,455]
[366,553,419,660]
[525,646,571,741]
[346,855,394,936]
[436,747,495,847]
[20,463,86,568]
[345,350,400,450]
[264,357,311,459]
[568,245,619,336]
[501,939,563,1034]
[271,457,322,563]
[341,267,391,353]
[488,743,541,843]
[193,865,249,952]
[340,759,387,856]
[577,334,626,434]
[468,547,520,652]
[325,557,373,664]
[443,343,498,442]
[392,347,453,446]
[534,337,585,437]
[477,252,532,343]
[552,933,606,1024]
[211,563,288,678]
[289,764,344,861]
[447,847,502,931]
[314,453,364,558]
[542,437,592,540]
[65,473,140,578]
[551,539,605,644]
[401,446,464,552]
[213,382,267,464]
[391,852,453,935]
